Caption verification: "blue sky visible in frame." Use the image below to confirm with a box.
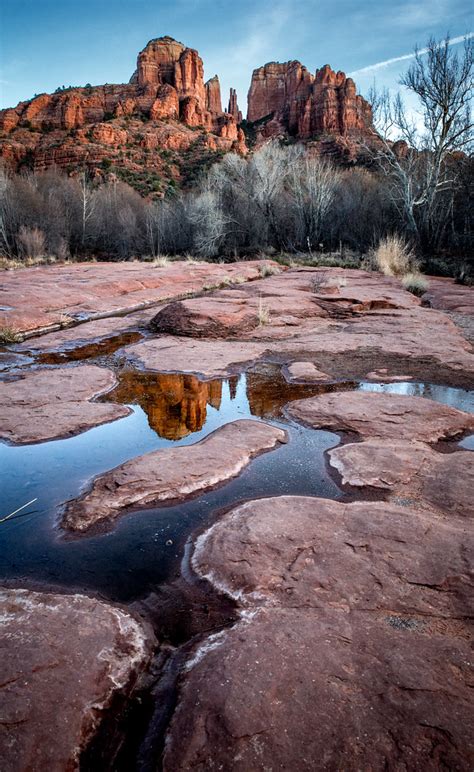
[0,0,472,115]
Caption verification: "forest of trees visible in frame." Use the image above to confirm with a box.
[0,143,471,271]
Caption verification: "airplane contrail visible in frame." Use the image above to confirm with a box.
[349,32,473,77]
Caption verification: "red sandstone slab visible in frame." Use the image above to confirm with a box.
[285,361,331,383]
[287,390,474,441]
[0,588,154,772]
[62,420,287,532]
[0,365,130,444]
[423,277,474,315]
[0,259,277,335]
[163,496,474,770]
[329,439,474,517]
[125,336,267,379]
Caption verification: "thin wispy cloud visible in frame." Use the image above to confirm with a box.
[349,32,473,76]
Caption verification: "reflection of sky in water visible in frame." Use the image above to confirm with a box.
[358,381,474,413]
[0,374,472,601]
[0,377,252,544]
[460,435,474,450]
[0,374,341,599]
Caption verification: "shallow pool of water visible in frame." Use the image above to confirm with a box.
[357,380,474,412]
[0,366,472,602]
[0,370,343,601]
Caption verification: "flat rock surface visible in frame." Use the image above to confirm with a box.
[15,314,147,353]
[423,276,474,315]
[136,268,473,384]
[0,587,154,772]
[163,496,474,770]
[287,390,474,441]
[285,361,331,382]
[329,439,474,517]
[0,259,276,335]
[126,335,267,379]
[63,420,287,532]
[0,365,129,444]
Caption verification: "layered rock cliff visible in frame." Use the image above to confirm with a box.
[0,38,376,190]
[247,60,372,143]
[0,36,245,192]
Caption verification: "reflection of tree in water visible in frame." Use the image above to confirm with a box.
[106,372,223,440]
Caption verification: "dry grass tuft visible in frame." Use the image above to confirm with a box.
[151,255,170,268]
[257,296,271,325]
[0,326,23,344]
[373,235,417,277]
[259,263,281,278]
[402,272,429,296]
[185,254,203,265]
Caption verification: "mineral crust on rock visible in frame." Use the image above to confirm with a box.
[0,587,154,772]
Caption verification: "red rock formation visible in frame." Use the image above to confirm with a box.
[205,75,222,114]
[247,60,373,141]
[0,39,375,183]
[150,83,179,120]
[0,36,243,183]
[227,88,242,123]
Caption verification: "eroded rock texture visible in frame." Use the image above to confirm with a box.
[287,390,474,441]
[136,268,474,386]
[0,258,276,335]
[0,588,154,772]
[163,496,474,770]
[330,438,474,517]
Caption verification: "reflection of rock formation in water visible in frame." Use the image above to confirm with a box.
[108,372,222,440]
[246,370,343,418]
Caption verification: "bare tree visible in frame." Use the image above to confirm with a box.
[0,168,12,256]
[287,156,340,250]
[79,172,96,247]
[188,185,229,258]
[369,34,473,249]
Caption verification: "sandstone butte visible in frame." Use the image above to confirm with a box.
[247,60,374,158]
[0,36,375,182]
[0,36,246,186]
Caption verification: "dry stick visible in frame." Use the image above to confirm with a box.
[0,498,38,524]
